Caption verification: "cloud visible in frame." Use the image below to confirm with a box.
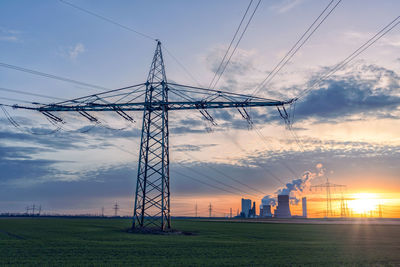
[173,144,218,152]
[68,43,85,60]
[0,144,68,186]
[284,63,400,123]
[270,0,304,14]
[59,43,86,60]
[205,46,256,80]
[0,27,20,42]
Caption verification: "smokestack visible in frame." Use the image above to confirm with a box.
[302,197,307,218]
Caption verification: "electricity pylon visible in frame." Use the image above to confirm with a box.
[311,177,345,218]
[11,41,294,231]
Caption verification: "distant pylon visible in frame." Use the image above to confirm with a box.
[38,205,42,216]
[230,208,232,219]
[209,203,212,218]
[114,202,119,217]
[101,206,105,217]
[311,177,345,218]
[340,193,347,218]
[195,203,198,218]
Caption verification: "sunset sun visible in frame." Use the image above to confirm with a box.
[349,193,380,215]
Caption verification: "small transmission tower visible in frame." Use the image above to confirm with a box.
[113,202,119,217]
[311,177,345,218]
[340,192,348,218]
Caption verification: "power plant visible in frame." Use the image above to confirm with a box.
[260,204,273,218]
[274,195,292,218]
[242,195,308,219]
[240,198,256,218]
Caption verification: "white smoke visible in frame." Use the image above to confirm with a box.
[261,163,325,205]
[261,195,277,207]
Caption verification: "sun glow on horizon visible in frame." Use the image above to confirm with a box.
[348,193,381,215]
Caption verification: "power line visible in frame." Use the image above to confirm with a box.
[0,87,67,101]
[211,0,262,89]
[162,44,202,87]
[0,62,109,91]
[176,162,259,198]
[0,97,46,105]
[296,15,400,100]
[240,0,342,184]
[251,0,342,98]
[181,150,267,196]
[58,0,200,90]
[59,0,156,42]
[173,169,239,195]
[208,0,254,88]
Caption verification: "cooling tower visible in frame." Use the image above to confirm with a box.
[274,194,291,218]
[260,204,272,217]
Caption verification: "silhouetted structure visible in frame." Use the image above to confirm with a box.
[311,177,345,217]
[260,204,272,217]
[302,197,307,218]
[249,201,256,217]
[274,195,291,218]
[241,198,251,218]
[113,202,119,217]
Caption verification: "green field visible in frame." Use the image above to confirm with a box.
[1,218,400,266]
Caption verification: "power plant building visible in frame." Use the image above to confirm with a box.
[241,198,252,218]
[274,195,291,218]
[260,204,273,217]
[249,201,256,217]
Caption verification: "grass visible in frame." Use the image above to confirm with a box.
[0,218,400,266]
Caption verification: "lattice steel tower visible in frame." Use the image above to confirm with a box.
[9,41,294,231]
[133,41,171,230]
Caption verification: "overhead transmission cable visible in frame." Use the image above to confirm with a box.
[208,0,254,88]
[279,15,400,155]
[0,62,109,92]
[250,0,342,98]
[59,0,200,87]
[58,0,157,42]
[210,0,261,89]
[176,162,260,198]
[246,0,343,162]
[0,87,67,101]
[162,45,203,87]
[296,15,400,100]
[173,169,240,196]
[181,150,268,195]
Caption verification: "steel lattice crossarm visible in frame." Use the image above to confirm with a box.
[11,83,293,113]
[8,40,294,232]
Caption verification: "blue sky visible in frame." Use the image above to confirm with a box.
[1,0,400,217]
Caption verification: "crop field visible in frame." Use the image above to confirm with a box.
[1,217,400,266]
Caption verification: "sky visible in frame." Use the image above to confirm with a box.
[0,0,400,218]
